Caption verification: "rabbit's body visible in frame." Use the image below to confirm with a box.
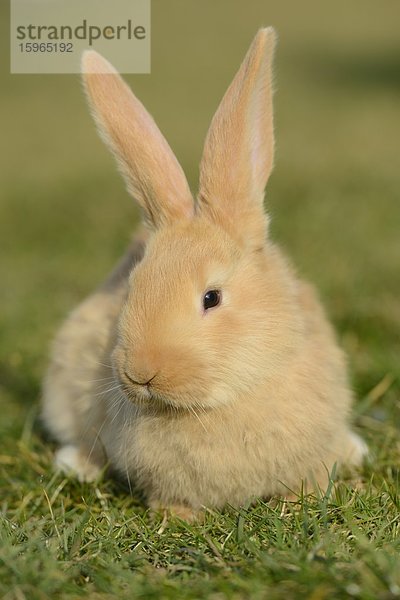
[42,29,366,518]
[42,236,146,476]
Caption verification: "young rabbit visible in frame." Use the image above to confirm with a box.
[42,28,366,520]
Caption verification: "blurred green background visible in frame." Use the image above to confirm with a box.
[0,0,399,444]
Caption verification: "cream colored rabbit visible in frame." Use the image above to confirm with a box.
[42,28,366,520]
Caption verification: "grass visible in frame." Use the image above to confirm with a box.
[1,0,400,598]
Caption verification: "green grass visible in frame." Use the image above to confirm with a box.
[1,0,400,598]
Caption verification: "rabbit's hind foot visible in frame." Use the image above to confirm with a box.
[54,445,102,483]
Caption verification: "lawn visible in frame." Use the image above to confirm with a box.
[1,1,400,598]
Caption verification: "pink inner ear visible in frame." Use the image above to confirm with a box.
[196,29,275,249]
[246,48,275,195]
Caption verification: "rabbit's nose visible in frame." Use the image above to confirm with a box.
[126,344,168,385]
[124,371,157,387]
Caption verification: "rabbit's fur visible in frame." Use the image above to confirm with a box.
[42,29,366,520]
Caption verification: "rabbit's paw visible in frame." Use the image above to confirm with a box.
[345,432,368,466]
[149,500,203,523]
[55,445,101,482]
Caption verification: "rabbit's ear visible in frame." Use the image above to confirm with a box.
[198,28,276,250]
[81,51,194,229]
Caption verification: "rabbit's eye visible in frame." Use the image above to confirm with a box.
[203,289,221,311]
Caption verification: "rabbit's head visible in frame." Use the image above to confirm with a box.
[82,29,304,411]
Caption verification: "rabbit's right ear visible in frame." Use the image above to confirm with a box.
[198,29,276,251]
[81,52,194,229]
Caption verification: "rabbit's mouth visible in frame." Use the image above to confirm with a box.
[118,369,174,409]
[119,370,155,401]
[117,369,212,414]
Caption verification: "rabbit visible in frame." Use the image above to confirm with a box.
[42,28,367,521]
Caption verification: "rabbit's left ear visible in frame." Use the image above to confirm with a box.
[81,52,194,229]
[198,28,276,250]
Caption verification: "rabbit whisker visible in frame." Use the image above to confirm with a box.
[82,388,123,466]
[121,408,134,496]
[91,383,123,398]
[188,404,208,434]
[81,375,116,385]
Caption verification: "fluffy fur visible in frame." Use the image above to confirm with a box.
[42,28,366,520]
